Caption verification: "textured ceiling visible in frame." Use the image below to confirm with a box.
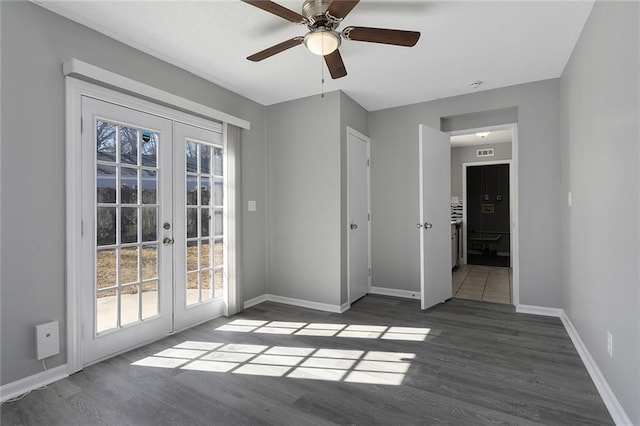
[38,0,594,111]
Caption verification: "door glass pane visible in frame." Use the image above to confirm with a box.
[213,177,223,206]
[201,241,211,269]
[141,245,157,281]
[97,165,116,204]
[187,272,199,305]
[186,141,197,173]
[94,118,161,335]
[214,268,224,299]
[187,241,198,272]
[214,238,224,268]
[200,145,211,174]
[201,270,213,301]
[141,132,157,168]
[142,281,158,319]
[141,170,157,204]
[201,177,211,206]
[187,176,198,205]
[201,208,210,238]
[97,249,117,289]
[120,127,138,165]
[96,121,117,162]
[97,207,116,246]
[213,147,223,176]
[184,138,224,306]
[142,207,157,242]
[96,289,118,333]
[121,167,138,204]
[120,247,139,284]
[121,207,138,244]
[121,284,140,326]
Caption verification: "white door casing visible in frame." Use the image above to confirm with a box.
[419,125,452,310]
[347,127,371,304]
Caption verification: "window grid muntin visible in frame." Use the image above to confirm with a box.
[95,119,161,335]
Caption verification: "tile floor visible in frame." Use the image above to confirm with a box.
[452,264,512,304]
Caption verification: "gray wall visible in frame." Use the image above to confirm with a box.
[266,92,342,305]
[450,142,512,200]
[369,79,561,308]
[340,92,369,305]
[559,1,640,423]
[0,1,267,385]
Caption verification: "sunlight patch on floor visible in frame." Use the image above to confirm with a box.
[215,320,431,342]
[132,341,415,386]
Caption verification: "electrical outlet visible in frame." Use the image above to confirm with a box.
[568,191,572,207]
[248,200,256,212]
[36,321,60,360]
[607,331,613,358]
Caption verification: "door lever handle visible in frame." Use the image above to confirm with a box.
[350,223,358,230]
[163,237,174,245]
[424,222,433,229]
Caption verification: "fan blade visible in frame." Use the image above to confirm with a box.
[247,37,304,62]
[326,0,360,20]
[324,49,347,79]
[241,0,306,24]
[343,26,420,47]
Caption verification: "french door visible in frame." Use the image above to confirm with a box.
[81,97,226,366]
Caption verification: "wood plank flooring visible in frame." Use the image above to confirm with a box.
[1,296,613,425]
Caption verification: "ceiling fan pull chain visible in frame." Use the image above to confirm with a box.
[321,46,325,98]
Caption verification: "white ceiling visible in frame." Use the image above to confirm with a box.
[37,0,594,111]
[450,129,512,148]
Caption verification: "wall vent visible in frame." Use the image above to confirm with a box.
[476,148,494,158]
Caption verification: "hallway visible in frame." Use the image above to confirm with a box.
[452,264,512,304]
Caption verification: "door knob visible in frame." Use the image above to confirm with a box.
[424,222,433,229]
[350,223,358,230]
[163,237,174,245]
[417,223,423,229]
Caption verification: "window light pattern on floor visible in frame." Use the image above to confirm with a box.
[132,341,416,386]
[215,320,431,341]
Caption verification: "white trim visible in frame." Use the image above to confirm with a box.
[371,287,421,300]
[456,123,519,307]
[62,59,250,130]
[339,302,351,313]
[346,127,372,304]
[242,294,344,314]
[515,304,563,317]
[559,312,632,426]
[0,364,68,403]
[243,294,268,309]
[514,306,632,426]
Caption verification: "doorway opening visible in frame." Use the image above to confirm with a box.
[448,126,516,305]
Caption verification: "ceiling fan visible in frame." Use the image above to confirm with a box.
[241,0,421,79]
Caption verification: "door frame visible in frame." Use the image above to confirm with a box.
[346,126,372,305]
[65,77,229,374]
[451,123,519,306]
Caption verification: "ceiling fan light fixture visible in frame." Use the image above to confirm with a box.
[304,29,341,56]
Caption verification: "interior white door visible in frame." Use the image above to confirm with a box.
[347,128,371,303]
[419,124,452,310]
[173,122,226,330]
[81,97,173,365]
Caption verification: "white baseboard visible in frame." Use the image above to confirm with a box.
[515,304,631,425]
[243,294,268,310]
[515,304,563,317]
[339,303,350,313]
[0,364,68,403]
[559,311,632,426]
[370,286,421,300]
[244,294,343,314]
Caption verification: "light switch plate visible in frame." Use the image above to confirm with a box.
[568,191,572,207]
[248,200,256,212]
[36,321,59,360]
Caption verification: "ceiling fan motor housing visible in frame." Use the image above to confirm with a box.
[303,0,338,30]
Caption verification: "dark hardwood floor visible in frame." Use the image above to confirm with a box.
[1,296,613,425]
